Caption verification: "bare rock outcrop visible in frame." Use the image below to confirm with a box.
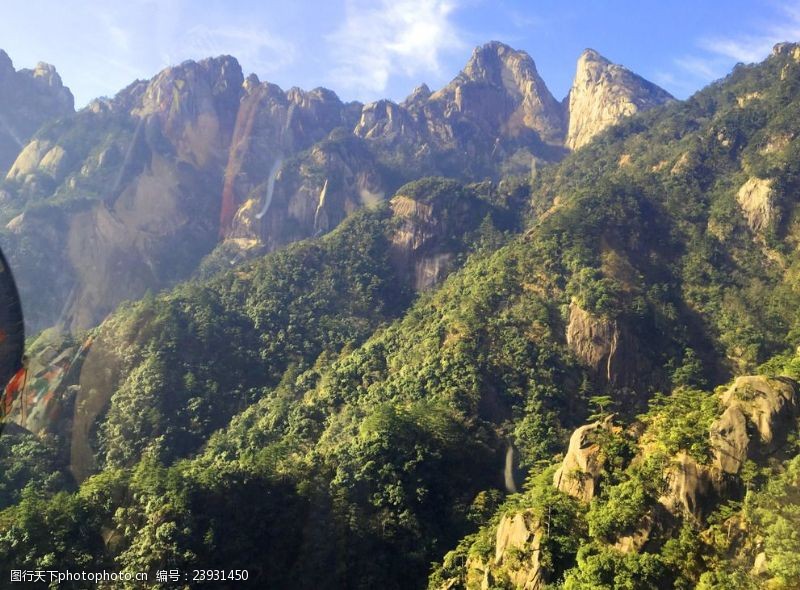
[566,301,617,378]
[565,49,673,150]
[553,417,615,501]
[737,177,776,232]
[388,180,491,291]
[354,99,421,141]
[5,139,55,181]
[492,511,544,590]
[565,301,641,386]
[710,376,798,476]
[660,452,715,519]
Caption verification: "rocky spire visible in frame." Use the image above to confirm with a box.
[444,41,565,143]
[0,49,74,175]
[565,48,673,150]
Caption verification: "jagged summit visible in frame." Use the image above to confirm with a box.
[772,41,800,57]
[402,83,431,106]
[461,41,540,87]
[0,49,13,73]
[430,40,565,144]
[578,47,611,66]
[0,42,677,331]
[0,49,74,175]
[565,48,673,149]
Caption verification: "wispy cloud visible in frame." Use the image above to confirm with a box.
[327,0,466,96]
[674,56,722,80]
[663,1,800,97]
[178,26,297,74]
[699,2,800,62]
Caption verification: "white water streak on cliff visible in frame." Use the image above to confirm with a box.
[256,157,283,219]
[504,444,517,493]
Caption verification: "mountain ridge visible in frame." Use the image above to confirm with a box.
[0,41,671,333]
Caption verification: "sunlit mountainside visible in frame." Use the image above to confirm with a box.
[2,38,800,589]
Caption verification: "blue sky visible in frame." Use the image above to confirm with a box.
[1,0,799,107]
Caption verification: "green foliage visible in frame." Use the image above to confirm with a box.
[98,207,411,466]
[563,545,667,590]
[0,431,71,509]
[640,387,722,461]
[587,476,652,541]
[9,39,800,590]
[0,488,108,580]
[750,455,800,588]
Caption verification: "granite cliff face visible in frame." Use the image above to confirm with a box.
[220,78,362,238]
[565,49,673,149]
[2,56,243,331]
[0,50,74,176]
[388,179,494,291]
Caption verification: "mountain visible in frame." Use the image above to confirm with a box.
[0,50,73,176]
[0,43,669,333]
[0,56,242,331]
[1,38,769,589]
[565,49,674,149]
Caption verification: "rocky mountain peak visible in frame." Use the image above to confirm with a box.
[772,41,800,57]
[402,83,431,107]
[431,41,564,144]
[0,49,13,75]
[578,47,610,65]
[30,62,63,85]
[462,41,530,87]
[0,49,74,175]
[460,41,556,105]
[565,48,673,149]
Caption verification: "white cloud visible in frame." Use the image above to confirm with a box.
[661,1,800,97]
[699,2,800,63]
[178,25,297,74]
[327,0,466,96]
[674,55,723,80]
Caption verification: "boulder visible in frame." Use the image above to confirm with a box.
[709,405,750,475]
[660,452,714,518]
[710,376,798,475]
[737,177,776,232]
[565,49,673,150]
[553,417,614,501]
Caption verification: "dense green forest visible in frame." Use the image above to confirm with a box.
[3,44,800,590]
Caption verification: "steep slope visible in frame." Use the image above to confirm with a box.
[2,179,512,480]
[0,50,74,176]
[565,49,674,149]
[433,371,800,589]
[0,56,243,331]
[0,42,671,334]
